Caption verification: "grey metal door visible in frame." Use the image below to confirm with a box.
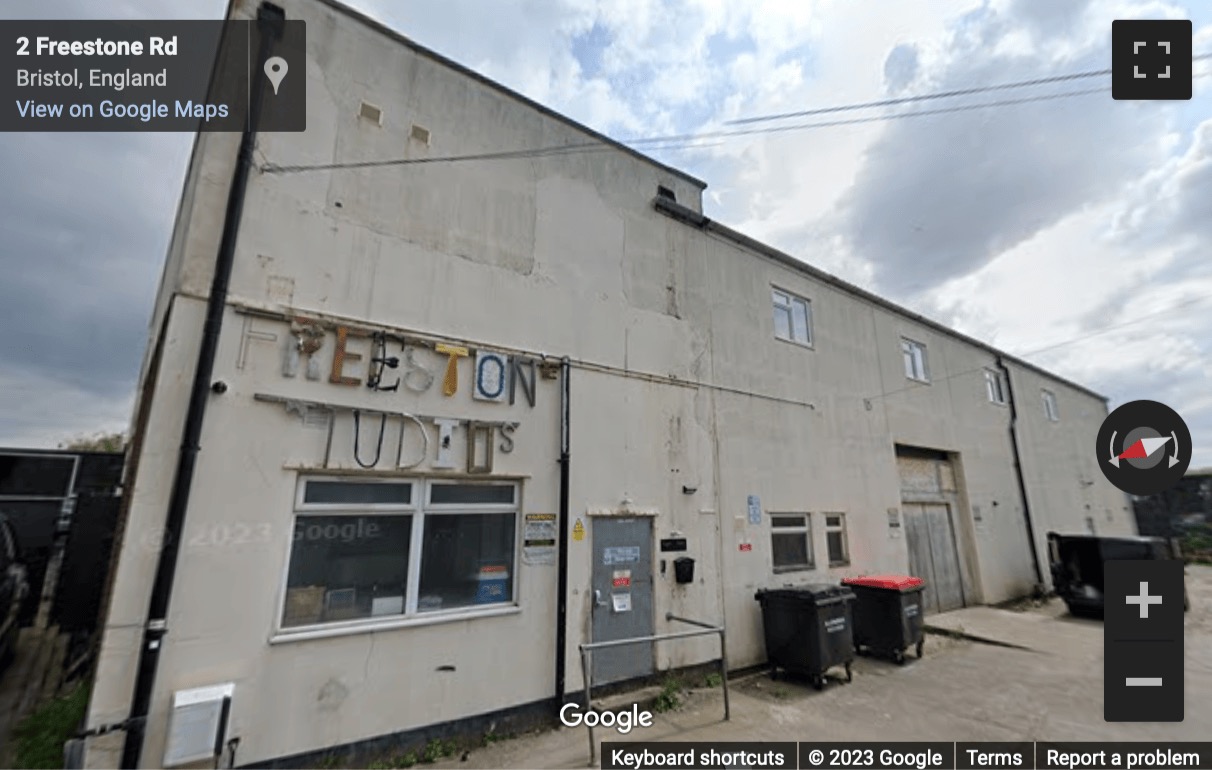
[590,517,654,685]
[904,502,965,614]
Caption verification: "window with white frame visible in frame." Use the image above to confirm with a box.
[824,513,849,566]
[281,477,518,630]
[984,368,1007,404]
[772,289,812,346]
[901,338,929,382]
[770,513,813,572]
[1042,389,1060,422]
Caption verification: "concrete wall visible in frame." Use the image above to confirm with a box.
[86,0,1132,765]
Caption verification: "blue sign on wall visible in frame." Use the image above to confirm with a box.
[747,495,761,525]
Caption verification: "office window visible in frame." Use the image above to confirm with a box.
[1042,389,1060,422]
[901,338,929,382]
[984,368,1007,404]
[771,513,813,572]
[824,513,849,566]
[772,289,812,346]
[281,478,518,630]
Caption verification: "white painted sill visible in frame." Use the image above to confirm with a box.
[268,604,522,644]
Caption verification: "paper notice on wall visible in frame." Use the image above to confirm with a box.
[747,495,762,525]
[523,513,557,565]
[612,593,632,612]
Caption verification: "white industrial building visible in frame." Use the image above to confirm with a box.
[85,0,1134,766]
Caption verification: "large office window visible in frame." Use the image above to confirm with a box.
[770,513,813,572]
[772,289,812,346]
[281,478,518,630]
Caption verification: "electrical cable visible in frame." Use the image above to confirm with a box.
[260,53,1212,175]
[862,293,1212,404]
[725,52,1212,125]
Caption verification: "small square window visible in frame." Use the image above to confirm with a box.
[901,338,929,382]
[770,513,813,572]
[1042,389,1060,422]
[984,369,1006,404]
[824,513,849,567]
[772,289,812,346]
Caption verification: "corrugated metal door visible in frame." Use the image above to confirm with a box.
[590,517,654,685]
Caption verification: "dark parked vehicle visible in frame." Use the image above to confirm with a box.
[1,511,30,669]
[1047,531,1189,617]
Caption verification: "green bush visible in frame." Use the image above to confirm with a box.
[13,684,91,769]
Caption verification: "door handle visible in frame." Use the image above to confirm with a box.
[594,589,606,608]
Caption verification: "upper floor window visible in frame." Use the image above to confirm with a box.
[984,368,1007,404]
[901,338,929,382]
[1042,389,1060,422]
[772,289,812,346]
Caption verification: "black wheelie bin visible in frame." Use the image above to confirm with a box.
[754,584,856,689]
[841,574,926,664]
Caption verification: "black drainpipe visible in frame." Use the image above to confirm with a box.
[554,357,572,706]
[997,356,1045,590]
[120,6,284,767]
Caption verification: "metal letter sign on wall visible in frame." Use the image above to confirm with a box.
[747,495,761,525]
[473,351,509,402]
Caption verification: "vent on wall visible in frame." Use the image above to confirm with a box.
[358,101,382,125]
[410,124,431,145]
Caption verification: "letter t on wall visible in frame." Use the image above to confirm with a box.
[434,344,470,396]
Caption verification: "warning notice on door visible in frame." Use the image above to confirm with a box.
[612,569,631,588]
[523,513,557,565]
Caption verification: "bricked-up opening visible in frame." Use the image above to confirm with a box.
[359,101,383,125]
[657,185,676,202]
[410,124,432,145]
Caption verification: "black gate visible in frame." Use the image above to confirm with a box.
[0,450,123,637]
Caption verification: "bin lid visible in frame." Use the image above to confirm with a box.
[842,575,925,590]
[756,583,855,602]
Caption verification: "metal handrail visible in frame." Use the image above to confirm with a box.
[577,613,729,766]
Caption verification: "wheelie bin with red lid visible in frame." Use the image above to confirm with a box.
[841,574,926,664]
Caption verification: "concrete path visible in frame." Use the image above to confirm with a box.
[424,566,1212,770]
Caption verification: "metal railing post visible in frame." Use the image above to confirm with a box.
[580,647,595,767]
[577,617,729,765]
[719,628,730,721]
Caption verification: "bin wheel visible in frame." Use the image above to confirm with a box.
[893,649,905,665]
[845,663,853,683]
[916,640,925,658]
[813,675,824,691]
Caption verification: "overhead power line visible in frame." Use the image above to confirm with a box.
[726,52,1212,125]
[262,53,1212,176]
[863,294,1212,403]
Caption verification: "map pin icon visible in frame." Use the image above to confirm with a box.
[264,56,288,95]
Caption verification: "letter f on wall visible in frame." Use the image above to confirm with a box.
[434,344,469,396]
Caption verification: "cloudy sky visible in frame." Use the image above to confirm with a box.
[1,0,1210,467]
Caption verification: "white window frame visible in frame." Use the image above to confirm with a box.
[275,476,522,640]
[772,288,813,347]
[824,512,850,567]
[901,338,929,383]
[1042,389,1060,422]
[984,368,1007,405]
[770,513,814,573]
